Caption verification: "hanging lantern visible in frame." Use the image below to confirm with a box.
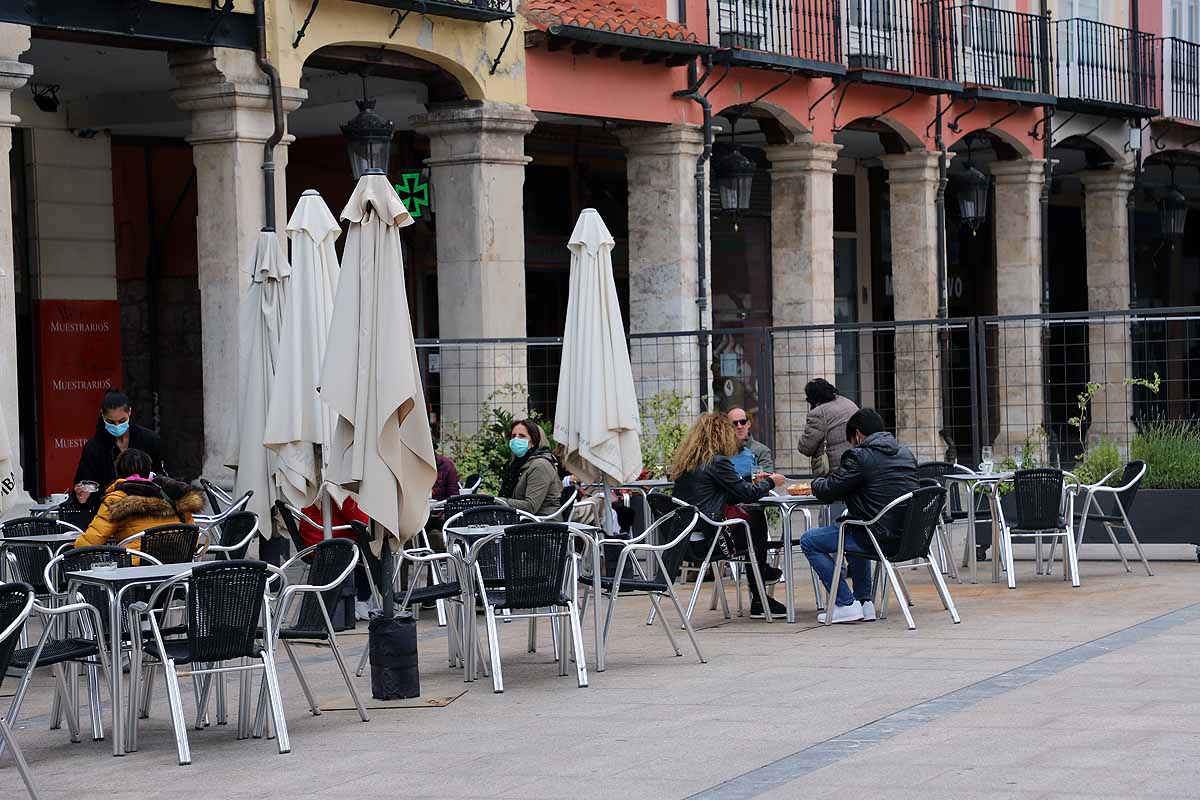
[341,95,394,180]
[1160,185,1188,243]
[714,147,755,214]
[957,162,990,236]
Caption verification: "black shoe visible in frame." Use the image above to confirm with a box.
[749,597,787,620]
[976,546,990,562]
[758,565,783,584]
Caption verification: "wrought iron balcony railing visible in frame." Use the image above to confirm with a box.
[713,0,844,73]
[1052,18,1157,115]
[948,4,1052,99]
[842,0,958,90]
[1156,37,1200,122]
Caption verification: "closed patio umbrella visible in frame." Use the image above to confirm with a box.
[553,207,643,485]
[0,409,29,516]
[225,231,290,533]
[320,174,435,617]
[553,208,643,672]
[263,190,341,513]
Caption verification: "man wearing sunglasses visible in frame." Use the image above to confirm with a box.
[726,408,774,479]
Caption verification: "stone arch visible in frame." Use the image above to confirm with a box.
[713,100,812,145]
[949,126,1033,160]
[1051,132,1126,166]
[838,115,924,154]
[275,1,523,103]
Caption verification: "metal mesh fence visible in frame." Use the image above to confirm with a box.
[417,308,1200,480]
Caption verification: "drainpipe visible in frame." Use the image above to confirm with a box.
[1040,0,1052,314]
[931,3,951,457]
[1128,0,1141,308]
[674,53,714,411]
[255,0,285,233]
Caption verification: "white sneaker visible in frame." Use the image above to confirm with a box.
[817,600,865,624]
[861,600,877,622]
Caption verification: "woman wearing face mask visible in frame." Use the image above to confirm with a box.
[72,388,164,511]
[496,419,561,518]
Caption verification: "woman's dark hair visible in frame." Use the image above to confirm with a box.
[510,419,544,451]
[101,388,130,414]
[845,408,886,442]
[804,379,839,409]
[115,448,153,478]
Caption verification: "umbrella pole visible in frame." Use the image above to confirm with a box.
[321,492,333,541]
[596,476,613,672]
[379,522,395,619]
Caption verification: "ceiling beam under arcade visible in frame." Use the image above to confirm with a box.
[0,0,257,50]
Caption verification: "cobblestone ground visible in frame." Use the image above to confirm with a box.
[4,558,1199,800]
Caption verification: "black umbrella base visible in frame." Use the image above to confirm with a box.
[368,612,420,700]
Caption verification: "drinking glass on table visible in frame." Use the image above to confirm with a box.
[73,481,99,504]
[979,447,994,474]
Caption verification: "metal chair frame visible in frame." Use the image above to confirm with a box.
[193,489,253,528]
[270,540,369,722]
[535,487,578,523]
[995,469,1080,589]
[0,583,39,800]
[1045,462,1152,577]
[204,512,262,560]
[670,497,774,624]
[827,488,961,630]
[467,524,589,693]
[127,561,290,765]
[119,524,209,563]
[581,508,707,663]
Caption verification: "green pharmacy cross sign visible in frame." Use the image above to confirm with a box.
[395,170,430,219]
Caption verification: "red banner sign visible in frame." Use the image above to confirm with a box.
[36,300,122,495]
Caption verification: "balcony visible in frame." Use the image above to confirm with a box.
[841,0,959,93]
[712,0,845,75]
[348,0,514,23]
[948,4,1054,105]
[1052,18,1157,117]
[1157,37,1200,122]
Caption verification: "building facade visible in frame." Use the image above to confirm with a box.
[0,0,1197,493]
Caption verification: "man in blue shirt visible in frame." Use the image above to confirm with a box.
[727,407,774,479]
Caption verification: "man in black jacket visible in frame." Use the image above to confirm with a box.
[800,408,917,624]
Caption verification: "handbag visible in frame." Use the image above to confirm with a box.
[811,448,831,478]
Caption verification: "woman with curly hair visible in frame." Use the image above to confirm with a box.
[671,412,787,619]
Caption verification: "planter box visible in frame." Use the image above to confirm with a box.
[848,53,891,71]
[720,31,762,50]
[1079,488,1200,545]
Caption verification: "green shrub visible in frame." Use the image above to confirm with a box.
[1131,420,1200,489]
[440,385,554,495]
[1074,438,1122,487]
[639,390,688,478]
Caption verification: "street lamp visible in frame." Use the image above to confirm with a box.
[1160,185,1188,245]
[341,79,394,179]
[956,138,990,236]
[713,147,755,216]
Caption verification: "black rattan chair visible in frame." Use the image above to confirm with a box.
[271,539,368,722]
[129,560,289,765]
[55,503,96,532]
[443,493,496,520]
[0,581,39,799]
[6,549,117,749]
[121,523,204,564]
[473,523,588,693]
[581,506,706,663]
[828,485,960,630]
[1059,460,1151,577]
[1,517,74,598]
[206,512,260,560]
[998,468,1078,589]
[458,473,483,494]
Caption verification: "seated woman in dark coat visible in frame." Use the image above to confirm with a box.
[671,412,788,619]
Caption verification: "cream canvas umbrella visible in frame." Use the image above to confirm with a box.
[263,190,341,514]
[320,174,435,614]
[553,208,643,672]
[225,231,290,532]
[0,409,29,517]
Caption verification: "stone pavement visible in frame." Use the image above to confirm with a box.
[4,559,1199,800]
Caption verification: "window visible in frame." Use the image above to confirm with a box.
[1174,0,1200,42]
[1071,0,1100,22]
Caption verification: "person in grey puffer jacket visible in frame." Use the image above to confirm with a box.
[796,379,859,474]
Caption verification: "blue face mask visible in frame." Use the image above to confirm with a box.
[509,437,531,458]
[104,420,130,438]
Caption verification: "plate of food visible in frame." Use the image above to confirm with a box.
[773,481,813,498]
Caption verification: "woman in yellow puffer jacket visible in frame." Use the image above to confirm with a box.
[74,449,203,551]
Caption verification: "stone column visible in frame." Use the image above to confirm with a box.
[0,24,30,501]
[412,101,537,432]
[990,159,1047,458]
[170,47,305,480]
[615,124,708,416]
[765,140,841,472]
[880,151,946,462]
[1081,167,1136,445]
